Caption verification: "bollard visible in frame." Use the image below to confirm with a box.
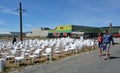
[0,59,5,72]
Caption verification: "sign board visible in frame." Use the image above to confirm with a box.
[48,25,72,33]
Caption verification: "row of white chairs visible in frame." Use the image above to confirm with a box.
[0,37,96,66]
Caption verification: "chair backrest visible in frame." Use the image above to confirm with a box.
[71,43,76,49]
[10,46,18,55]
[21,49,26,57]
[90,41,94,46]
[10,50,16,56]
[20,44,23,49]
[2,44,6,48]
[34,49,40,54]
[46,48,52,54]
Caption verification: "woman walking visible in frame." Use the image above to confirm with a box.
[97,32,103,57]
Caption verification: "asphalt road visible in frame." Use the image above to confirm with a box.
[11,44,120,73]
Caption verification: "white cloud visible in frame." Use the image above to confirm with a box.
[0,5,19,15]
[1,9,19,15]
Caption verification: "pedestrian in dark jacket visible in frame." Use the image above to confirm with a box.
[103,30,114,60]
[12,37,17,44]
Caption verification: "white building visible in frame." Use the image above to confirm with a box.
[26,28,49,37]
[26,32,32,37]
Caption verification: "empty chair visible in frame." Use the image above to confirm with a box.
[67,43,76,55]
[42,48,52,63]
[14,49,25,66]
[53,46,62,54]
[5,46,18,60]
[62,46,70,56]
[29,49,42,63]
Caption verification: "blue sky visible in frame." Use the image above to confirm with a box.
[0,0,120,32]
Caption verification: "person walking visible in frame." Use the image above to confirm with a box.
[102,29,114,60]
[12,36,17,44]
[97,32,103,57]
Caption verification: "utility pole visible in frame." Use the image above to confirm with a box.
[20,2,23,42]
[17,2,26,42]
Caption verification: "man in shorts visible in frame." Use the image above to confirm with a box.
[102,30,114,60]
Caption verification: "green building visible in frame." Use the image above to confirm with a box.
[100,26,120,33]
[48,25,100,38]
[48,25,120,38]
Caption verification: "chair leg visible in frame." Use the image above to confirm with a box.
[15,60,18,66]
[76,49,78,54]
[17,60,19,66]
[46,55,48,62]
[22,59,25,64]
[49,54,52,63]
[15,60,16,64]
[32,58,34,63]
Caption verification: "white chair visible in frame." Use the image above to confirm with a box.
[29,49,42,63]
[42,48,52,63]
[14,49,25,66]
[62,46,70,55]
[54,47,62,54]
[5,46,18,60]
